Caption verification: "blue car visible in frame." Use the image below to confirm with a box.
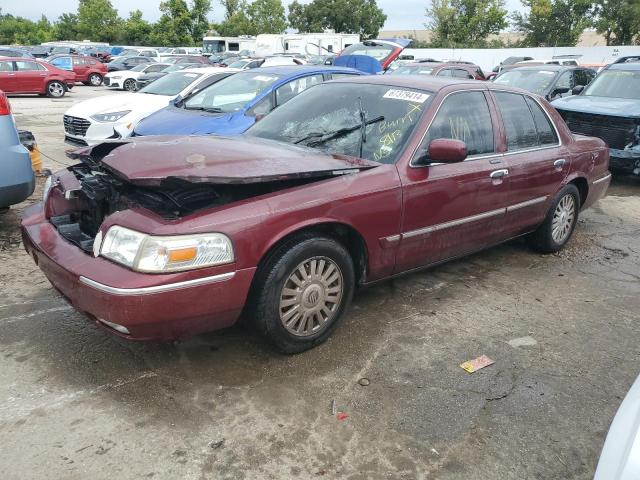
[133,66,364,137]
[0,90,34,210]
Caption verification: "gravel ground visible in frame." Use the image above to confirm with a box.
[1,86,639,479]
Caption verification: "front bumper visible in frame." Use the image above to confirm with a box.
[64,117,134,146]
[610,147,640,175]
[21,203,255,341]
[104,77,123,88]
[0,145,35,208]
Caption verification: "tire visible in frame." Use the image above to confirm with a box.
[123,79,137,91]
[248,235,355,353]
[528,184,580,253]
[46,81,65,98]
[88,73,103,86]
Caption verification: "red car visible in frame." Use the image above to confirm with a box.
[22,77,611,352]
[0,57,76,97]
[46,54,108,86]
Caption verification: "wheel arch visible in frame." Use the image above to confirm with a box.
[564,173,589,208]
[257,220,370,286]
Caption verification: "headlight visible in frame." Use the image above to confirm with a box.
[110,75,122,79]
[42,175,53,202]
[98,225,234,272]
[91,110,131,122]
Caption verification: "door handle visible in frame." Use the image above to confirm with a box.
[490,169,509,179]
[554,159,566,168]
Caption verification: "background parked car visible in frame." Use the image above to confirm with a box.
[0,90,34,210]
[0,57,75,97]
[163,55,211,65]
[136,63,207,89]
[105,63,171,91]
[389,60,486,80]
[552,59,640,176]
[0,47,33,58]
[226,58,265,69]
[106,56,156,72]
[133,66,363,137]
[46,54,108,86]
[29,45,53,58]
[63,67,236,146]
[493,65,596,101]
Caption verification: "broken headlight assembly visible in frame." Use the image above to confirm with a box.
[97,225,234,273]
[91,110,131,122]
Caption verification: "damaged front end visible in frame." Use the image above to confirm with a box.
[610,123,640,175]
[49,138,377,253]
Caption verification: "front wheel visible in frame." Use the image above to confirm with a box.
[46,81,65,98]
[123,79,137,91]
[248,236,355,353]
[88,73,103,86]
[528,184,580,253]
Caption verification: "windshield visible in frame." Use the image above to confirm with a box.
[203,40,225,54]
[340,42,397,63]
[165,64,187,72]
[183,71,281,113]
[391,65,435,75]
[247,83,431,164]
[583,69,640,99]
[227,59,250,69]
[493,70,557,95]
[139,71,202,96]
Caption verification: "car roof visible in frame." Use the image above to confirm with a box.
[329,74,478,91]
[181,67,240,74]
[501,65,575,72]
[0,56,41,61]
[609,62,640,71]
[255,65,362,75]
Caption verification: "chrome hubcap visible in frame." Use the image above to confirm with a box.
[124,80,136,91]
[49,82,64,96]
[90,75,101,85]
[279,257,343,337]
[552,194,575,243]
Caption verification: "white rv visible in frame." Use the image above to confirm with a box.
[255,33,360,57]
[202,36,257,55]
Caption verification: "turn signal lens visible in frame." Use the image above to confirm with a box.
[168,247,197,263]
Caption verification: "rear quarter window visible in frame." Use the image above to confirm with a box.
[494,92,539,150]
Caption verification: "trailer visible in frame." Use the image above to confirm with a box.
[254,33,360,57]
[202,36,257,56]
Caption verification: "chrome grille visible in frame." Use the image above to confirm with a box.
[63,115,90,137]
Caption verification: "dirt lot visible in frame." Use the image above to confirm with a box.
[1,86,639,479]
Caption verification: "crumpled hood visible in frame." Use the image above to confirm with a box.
[133,106,234,136]
[65,93,173,117]
[552,95,640,118]
[68,135,379,185]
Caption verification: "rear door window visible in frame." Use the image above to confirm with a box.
[16,61,44,71]
[0,61,13,72]
[275,74,324,106]
[436,69,453,77]
[494,92,540,150]
[417,90,494,161]
[524,97,559,146]
[51,57,72,70]
[452,68,473,79]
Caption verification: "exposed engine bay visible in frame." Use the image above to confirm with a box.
[50,156,344,253]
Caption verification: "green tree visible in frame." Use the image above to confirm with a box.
[120,10,152,45]
[220,0,242,19]
[153,0,195,45]
[287,0,387,38]
[425,0,508,47]
[512,0,594,47]
[246,0,287,34]
[0,13,53,44]
[189,0,212,41]
[53,13,80,40]
[76,0,122,42]
[593,0,640,45]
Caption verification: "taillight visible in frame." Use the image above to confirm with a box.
[0,91,11,116]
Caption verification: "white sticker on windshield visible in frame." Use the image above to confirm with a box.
[383,89,430,103]
[253,75,277,82]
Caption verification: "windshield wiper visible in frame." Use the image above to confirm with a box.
[183,106,224,113]
[294,113,384,148]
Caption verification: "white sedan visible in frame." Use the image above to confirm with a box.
[104,63,171,91]
[63,68,238,146]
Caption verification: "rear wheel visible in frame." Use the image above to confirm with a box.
[88,73,103,86]
[248,236,355,353]
[123,79,137,91]
[528,184,580,253]
[46,81,65,98]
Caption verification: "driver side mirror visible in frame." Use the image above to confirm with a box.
[552,86,570,97]
[426,138,468,164]
[571,85,585,95]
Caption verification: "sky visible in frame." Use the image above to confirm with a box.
[1,0,525,31]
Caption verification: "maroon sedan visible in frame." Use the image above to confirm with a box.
[22,77,610,352]
[0,57,76,98]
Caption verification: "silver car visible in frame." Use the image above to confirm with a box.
[0,90,34,209]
